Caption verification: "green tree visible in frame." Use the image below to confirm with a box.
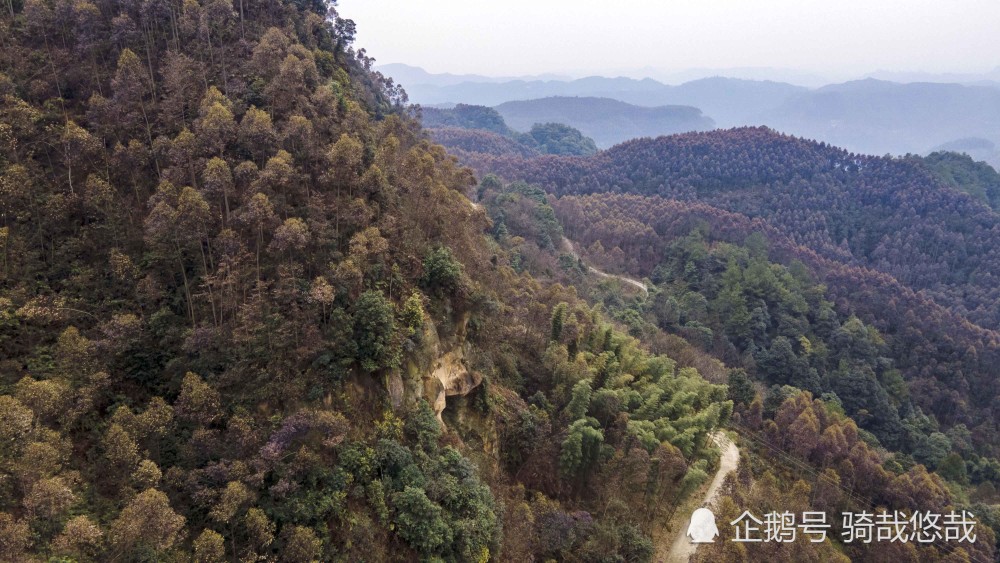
[353,290,399,373]
[560,418,604,480]
[421,246,464,297]
[391,486,452,555]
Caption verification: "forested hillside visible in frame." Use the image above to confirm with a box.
[438,127,1000,560]
[469,128,1000,330]
[0,1,746,561]
[463,129,1000,451]
[476,176,997,562]
[4,0,1000,560]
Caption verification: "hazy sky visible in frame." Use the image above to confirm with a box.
[338,0,1000,81]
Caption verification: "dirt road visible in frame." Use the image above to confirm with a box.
[561,237,648,293]
[661,432,740,563]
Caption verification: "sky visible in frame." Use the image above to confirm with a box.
[337,0,1000,83]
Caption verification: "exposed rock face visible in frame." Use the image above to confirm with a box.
[425,345,483,423]
[390,310,483,425]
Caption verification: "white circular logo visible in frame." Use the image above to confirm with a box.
[687,507,720,543]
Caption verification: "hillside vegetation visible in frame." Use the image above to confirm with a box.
[0,1,743,560]
[474,175,998,562]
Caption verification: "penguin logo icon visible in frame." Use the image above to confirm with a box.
[687,507,719,543]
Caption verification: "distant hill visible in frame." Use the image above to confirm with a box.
[922,150,1000,210]
[377,63,572,88]
[494,97,714,148]
[931,138,1000,171]
[389,68,801,125]
[422,104,599,156]
[421,104,515,136]
[402,75,672,107]
[385,65,1000,162]
[640,77,805,128]
[764,79,1000,155]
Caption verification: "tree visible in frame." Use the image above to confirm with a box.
[280,526,322,563]
[60,121,101,194]
[244,508,275,557]
[203,157,235,223]
[565,378,593,421]
[239,106,277,164]
[421,246,464,297]
[391,486,452,555]
[551,302,567,342]
[23,476,75,521]
[194,529,225,563]
[176,372,222,426]
[937,453,969,485]
[560,418,604,481]
[727,368,755,407]
[0,512,30,561]
[109,48,153,143]
[109,489,185,556]
[103,423,140,474]
[269,217,310,257]
[913,432,952,470]
[52,516,103,560]
[352,290,398,373]
[196,99,237,157]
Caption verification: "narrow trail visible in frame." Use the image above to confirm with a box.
[661,432,740,563]
[486,202,738,561]
[558,231,740,561]
[561,236,649,294]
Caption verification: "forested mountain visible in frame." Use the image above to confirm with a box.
[932,138,1000,171]
[0,0,750,561]
[477,176,998,562]
[449,128,1000,560]
[922,150,1000,210]
[493,97,714,149]
[3,0,998,560]
[421,104,516,136]
[468,127,1000,330]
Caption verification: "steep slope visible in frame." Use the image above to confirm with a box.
[0,1,739,561]
[476,176,997,562]
[461,128,1000,455]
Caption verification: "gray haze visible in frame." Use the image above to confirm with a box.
[339,0,1000,82]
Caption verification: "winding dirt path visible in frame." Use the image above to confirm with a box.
[561,237,649,294]
[661,432,740,563]
[561,232,739,560]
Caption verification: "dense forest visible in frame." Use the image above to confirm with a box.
[466,128,1000,333]
[466,128,1000,338]
[1,0,997,561]
[476,176,997,562]
[463,129,1000,442]
[0,0,747,561]
[922,150,1000,211]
